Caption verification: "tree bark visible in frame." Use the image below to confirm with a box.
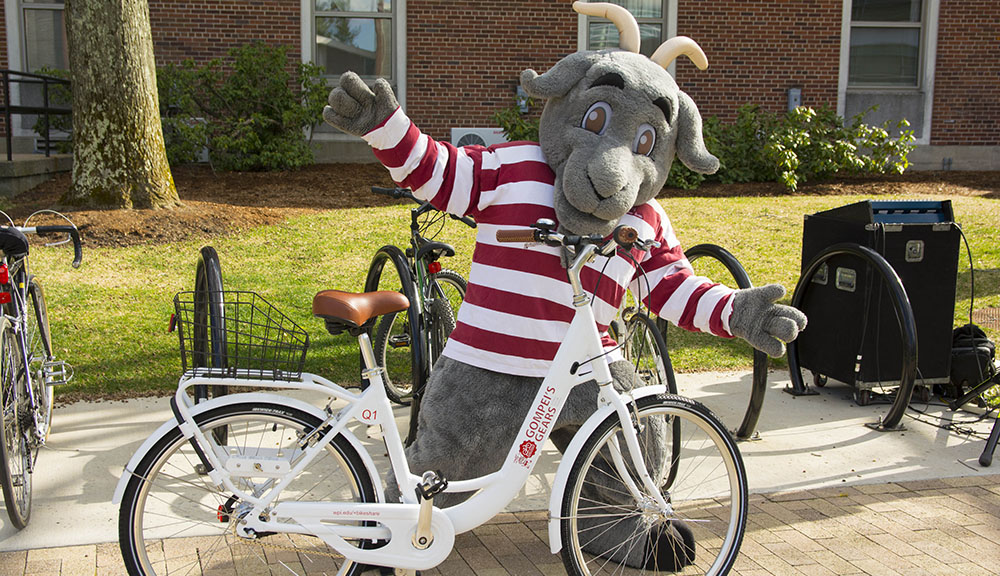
[65,0,178,209]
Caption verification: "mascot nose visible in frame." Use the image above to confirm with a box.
[588,147,632,199]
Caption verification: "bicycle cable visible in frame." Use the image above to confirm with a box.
[574,246,654,374]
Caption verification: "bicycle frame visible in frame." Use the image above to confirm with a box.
[1,256,44,445]
[114,244,669,571]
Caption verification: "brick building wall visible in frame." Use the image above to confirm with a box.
[405,0,576,142]
[3,0,999,150]
[675,0,842,121]
[148,0,301,66]
[930,0,1000,145]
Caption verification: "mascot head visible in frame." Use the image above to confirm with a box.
[520,2,719,236]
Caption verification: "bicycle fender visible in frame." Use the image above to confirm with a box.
[112,393,382,505]
[546,385,666,554]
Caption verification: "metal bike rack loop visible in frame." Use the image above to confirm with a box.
[658,244,768,440]
[786,243,918,431]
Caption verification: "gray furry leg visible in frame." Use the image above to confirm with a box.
[384,357,540,507]
[558,361,694,570]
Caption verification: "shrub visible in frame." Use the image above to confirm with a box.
[493,98,914,192]
[492,96,540,142]
[667,104,915,190]
[157,43,329,171]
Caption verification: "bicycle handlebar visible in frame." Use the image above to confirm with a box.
[23,225,83,268]
[371,186,477,229]
[496,222,657,253]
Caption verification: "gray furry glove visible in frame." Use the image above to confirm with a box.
[729,284,807,358]
[322,71,399,137]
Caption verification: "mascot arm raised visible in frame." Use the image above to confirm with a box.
[323,71,400,138]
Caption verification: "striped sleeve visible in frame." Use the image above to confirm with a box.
[362,107,483,218]
[633,203,736,338]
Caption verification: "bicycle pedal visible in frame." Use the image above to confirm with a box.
[387,334,410,349]
[43,360,73,386]
[415,470,448,500]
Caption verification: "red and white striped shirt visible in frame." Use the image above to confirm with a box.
[364,108,735,377]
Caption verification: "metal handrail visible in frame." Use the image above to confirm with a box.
[2,69,72,162]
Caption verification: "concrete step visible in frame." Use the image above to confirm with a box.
[0,153,71,197]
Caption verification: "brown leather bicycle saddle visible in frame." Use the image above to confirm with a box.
[313,290,409,335]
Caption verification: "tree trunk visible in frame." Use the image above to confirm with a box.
[65,0,178,209]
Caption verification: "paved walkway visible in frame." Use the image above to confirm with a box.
[1,372,998,575]
[1,473,998,575]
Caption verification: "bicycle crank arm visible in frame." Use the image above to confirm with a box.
[271,501,455,571]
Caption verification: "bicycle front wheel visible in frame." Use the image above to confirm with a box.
[118,401,378,576]
[0,320,31,529]
[560,395,747,576]
[25,276,53,439]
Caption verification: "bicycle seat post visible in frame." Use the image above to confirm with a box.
[358,331,381,380]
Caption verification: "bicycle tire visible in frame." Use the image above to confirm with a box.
[372,310,416,405]
[25,276,53,440]
[192,246,227,404]
[366,246,422,406]
[426,269,466,368]
[560,394,747,576]
[0,318,31,529]
[118,401,378,576]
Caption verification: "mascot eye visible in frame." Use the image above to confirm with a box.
[633,124,656,156]
[582,102,612,135]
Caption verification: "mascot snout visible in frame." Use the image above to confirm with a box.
[557,145,640,235]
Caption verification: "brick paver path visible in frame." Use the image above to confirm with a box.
[2,474,997,575]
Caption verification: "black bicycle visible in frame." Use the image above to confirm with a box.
[0,214,81,529]
[364,187,474,435]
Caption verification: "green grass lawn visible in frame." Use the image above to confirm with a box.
[34,193,999,400]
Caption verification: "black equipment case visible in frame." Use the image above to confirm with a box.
[797,200,960,392]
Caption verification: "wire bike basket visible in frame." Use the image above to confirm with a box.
[173,290,309,381]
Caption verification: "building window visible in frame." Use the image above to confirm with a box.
[313,0,394,82]
[848,0,923,87]
[583,0,669,57]
[20,0,68,72]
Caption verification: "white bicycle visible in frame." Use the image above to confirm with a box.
[113,224,748,575]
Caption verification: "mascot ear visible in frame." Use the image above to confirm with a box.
[520,52,596,100]
[676,91,719,175]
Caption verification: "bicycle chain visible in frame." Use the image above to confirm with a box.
[228,516,353,562]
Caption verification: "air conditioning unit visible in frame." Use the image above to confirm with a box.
[450,127,508,148]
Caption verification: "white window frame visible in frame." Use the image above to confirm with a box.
[576,1,678,76]
[5,0,69,140]
[301,0,406,138]
[837,0,939,144]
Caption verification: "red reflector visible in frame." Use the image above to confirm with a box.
[168,313,176,333]
[0,293,10,304]
[428,261,442,274]
[0,264,7,284]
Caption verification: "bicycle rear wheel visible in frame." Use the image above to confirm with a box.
[193,246,228,404]
[426,269,466,367]
[118,401,378,576]
[0,319,31,529]
[560,395,747,576]
[367,246,421,406]
[25,276,53,440]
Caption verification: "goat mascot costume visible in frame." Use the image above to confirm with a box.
[324,2,806,571]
